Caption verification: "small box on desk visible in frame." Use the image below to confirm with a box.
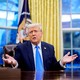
[0,68,21,80]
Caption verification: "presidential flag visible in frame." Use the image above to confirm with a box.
[16,0,31,43]
[18,0,31,32]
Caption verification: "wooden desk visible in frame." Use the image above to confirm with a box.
[0,68,80,80]
[21,70,80,80]
[0,68,21,80]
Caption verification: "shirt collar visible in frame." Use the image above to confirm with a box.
[31,42,41,49]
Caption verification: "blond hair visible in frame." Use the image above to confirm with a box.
[27,23,42,31]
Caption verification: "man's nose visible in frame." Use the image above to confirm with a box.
[32,31,36,35]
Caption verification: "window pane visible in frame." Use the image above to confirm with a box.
[0,29,17,47]
[0,19,6,26]
[62,15,71,28]
[0,11,7,19]
[73,50,80,68]
[8,0,19,11]
[9,29,17,44]
[7,12,18,26]
[0,11,7,26]
[62,0,70,14]
[0,47,4,65]
[73,32,80,48]
[0,29,6,47]
[0,0,7,10]
[63,32,71,48]
[72,14,80,28]
[72,0,80,13]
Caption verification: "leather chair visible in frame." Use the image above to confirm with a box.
[3,44,17,57]
[3,44,17,67]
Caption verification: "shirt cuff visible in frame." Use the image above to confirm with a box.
[59,60,66,68]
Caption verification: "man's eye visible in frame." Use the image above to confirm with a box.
[35,30,38,32]
[29,31,33,34]
[29,30,39,34]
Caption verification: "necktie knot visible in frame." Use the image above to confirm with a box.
[35,45,39,49]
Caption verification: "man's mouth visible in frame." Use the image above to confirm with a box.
[32,37,36,40]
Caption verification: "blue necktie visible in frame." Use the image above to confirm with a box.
[35,46,44,71]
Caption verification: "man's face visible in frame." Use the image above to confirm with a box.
[28,26,42,45]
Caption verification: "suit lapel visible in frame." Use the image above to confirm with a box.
[26,42,35,70]
[41,42,48,69]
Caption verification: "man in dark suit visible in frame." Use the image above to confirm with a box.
[3,23,78,71]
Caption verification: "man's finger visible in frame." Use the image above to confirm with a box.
[65,52,70,56]
[72,54,78,58]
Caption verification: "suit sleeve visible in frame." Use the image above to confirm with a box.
[49,45,64,70]
[44,44,64,71]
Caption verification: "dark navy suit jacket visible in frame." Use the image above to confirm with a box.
[15,41,64,71]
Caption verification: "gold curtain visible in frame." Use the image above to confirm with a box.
[28,0,60,60]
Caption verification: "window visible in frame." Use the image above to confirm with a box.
[61,0,80,68]
[0,0,19,65]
